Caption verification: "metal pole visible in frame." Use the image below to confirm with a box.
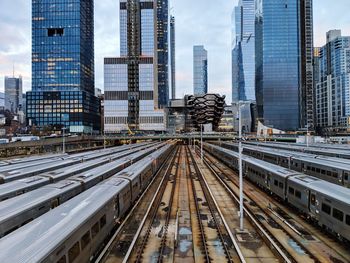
[104,131,106,150]
[306,122,309,148]
[62,127,66,154]
[201,124,203,163]
[238,102,244,231]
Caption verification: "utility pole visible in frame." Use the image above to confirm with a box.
[238,101,244,231]
[200,124,203,163]
[62,127,66,154]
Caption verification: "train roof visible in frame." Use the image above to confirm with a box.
[0,181,81,223]
[0,176,49,198]
[289,175,350,204]
[0,179,129,262]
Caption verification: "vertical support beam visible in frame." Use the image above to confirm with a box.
[238,101,244,231]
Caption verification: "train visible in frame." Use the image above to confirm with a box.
[0,142,154,184]
[0,142,175,263]
[0,142,167,238]
[212,142,350,188]
[203,143,350,242]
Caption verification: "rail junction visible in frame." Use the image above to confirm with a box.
[0,140,349,263]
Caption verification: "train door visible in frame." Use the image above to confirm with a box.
[266,172,271,190]
[308,191,317,217]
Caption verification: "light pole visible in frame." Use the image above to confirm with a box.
[62,127,66,154]
[200,124,203,163]
[237,102,244,231]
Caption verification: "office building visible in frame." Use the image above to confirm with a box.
[232,0,256,103]
[104,0,167,133]
[255,0,314,131]
[170,15,176,100]
[27,0,100,133]
[316,30,350,133]
[0,92,4,110]
[5,76,22,113]
[193,45,208,96]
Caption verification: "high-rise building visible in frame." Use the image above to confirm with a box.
[104,0,167,133]
[27,0,100,133]
[193,45,208,96]
[5,76,22,113]
[232,0,256,103]
[255,0,314,131]
[0,92,4,110]
[316,30,350,132]
[170,15,176,100]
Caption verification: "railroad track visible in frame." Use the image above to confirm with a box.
[96,146,179,263]
[200,147,350,263]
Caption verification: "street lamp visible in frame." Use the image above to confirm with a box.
[200,124,203,163]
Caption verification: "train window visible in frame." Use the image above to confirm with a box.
[311,167,316,172]
[279,182,283,189]
[321,170,325,175]
[310,194,316,206]
[100,215,107,229]
[91,222,100,239]
[68,242,80,263]
[274,180,278,186]
[114,197,120,214]
[289,187,295,195]
[332,172,338,178]
[322,203,331,215]
[346,215,350,226]
[307,166,310,171]
[51,199,59,209]
[295,191,302,199]
[327,171,331,176]
[332,208,344,222]
[57,255,66,263]
[316,168,320,173]
[345,173,349,181]
[81,231,91,250]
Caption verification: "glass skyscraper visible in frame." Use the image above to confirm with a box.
[193,45,208,96]
[232,0,256,103]
[104,0,167,132]
[27,0,100,133]
[255,0,314,131]
[5,76,23,113]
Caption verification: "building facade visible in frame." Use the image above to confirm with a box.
[232,0,256,103]
[255,0,314,131]
[27,0,100,133]
[316,30,350,133]
[193,45,208,96]
[4,76,22,113]
[170,15,176,100]
[104,0,167,133]
[0,92,4,110]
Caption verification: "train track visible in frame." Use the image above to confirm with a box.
[95,146,179,263]
[201,147,350,263]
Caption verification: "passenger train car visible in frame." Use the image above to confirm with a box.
[0,143,175,263]
[212,142,350,188]
[0,143,167,238]
[203,143,350,241]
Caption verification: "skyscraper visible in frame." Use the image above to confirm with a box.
[316,30,350,132]
[193,45,208,96]
[170,15,176,100]
[232,0,256,103]
[27,0,100,133]
[104,0,167,133]
[5,76,22,113]
[255,0,314,131]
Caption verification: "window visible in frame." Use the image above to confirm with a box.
[295,191,302,199]
[57,256,66,263]
[274,180,278,186]
[81,231,91,250]
[68,242,80,263]
[332,172,338,178]
[345,173,349,181]
[346,215,350,226]
[91,222,99,239]
[333,208,344,222]
[289,187,295,195]
[322,203,331,215]
[279,182,284,189]
[48,28,64,37]
[310,194,316,206]
[100,215,107,229]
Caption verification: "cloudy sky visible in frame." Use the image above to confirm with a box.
[0,0,349,103]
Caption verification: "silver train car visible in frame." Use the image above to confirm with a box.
[0,143,157,201]
[0,143,167,238]
[203,143,350,241]
[214,142,350,188]
[0,143,175,263]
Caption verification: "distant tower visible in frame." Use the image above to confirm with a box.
[170,15,176,99]
[193,45,208,96]
[4,76,22,113]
